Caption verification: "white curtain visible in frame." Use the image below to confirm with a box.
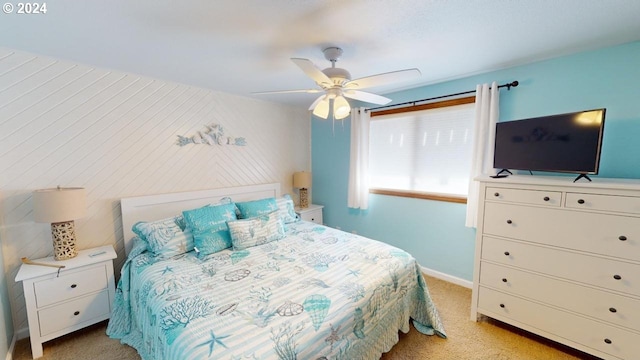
[465,82,499,228]
[348,107,371,210]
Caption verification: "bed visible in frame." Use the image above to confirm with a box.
[107,183,446,359]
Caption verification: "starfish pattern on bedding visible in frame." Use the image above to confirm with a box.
[162,266,174,275]
[198,330,230,357]
[348,268,360,277]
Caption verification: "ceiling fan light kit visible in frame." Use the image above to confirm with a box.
[255,46,421,120]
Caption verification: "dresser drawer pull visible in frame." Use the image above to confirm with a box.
[619,235,627,241]
[604,338,612,344]
[613,274,622,280]
[577,199,585,204]
[499,303,505,308]
[609,307,617,313]
[502,278,508,283]
[506,219,512,224]
[494,192,500,197]
[73,311,80,316]
[70,284,77,289]
[504,251,510,256]
[543,196,550,201]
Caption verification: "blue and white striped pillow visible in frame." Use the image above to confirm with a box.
[228,210,285,250]
[276,194,299,224]
[132,216,194,258]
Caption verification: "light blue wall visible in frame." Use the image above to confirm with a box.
[311,41,640,281]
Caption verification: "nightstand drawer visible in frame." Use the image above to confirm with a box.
[38,290,111,336]
[34,265,108,308]
[296,204,324,225]
[299,210,322,224]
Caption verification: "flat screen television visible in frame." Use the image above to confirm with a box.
[493,108,605,181]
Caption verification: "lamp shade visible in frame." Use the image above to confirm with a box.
[333,96,351,120]
[33,187,86,223]
[293,172,312,189]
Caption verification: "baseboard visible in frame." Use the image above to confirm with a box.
[420,265,473,289]
[15,327,28,341]
[5,334,16,360]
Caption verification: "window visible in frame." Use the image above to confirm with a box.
[368,97,475,202]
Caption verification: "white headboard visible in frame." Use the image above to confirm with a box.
[120,183,280,255]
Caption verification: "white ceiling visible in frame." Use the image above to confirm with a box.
[2,0,640,109]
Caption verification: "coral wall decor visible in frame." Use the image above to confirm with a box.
[176,124,247,147]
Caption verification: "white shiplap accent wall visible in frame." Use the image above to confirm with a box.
[0,47,310,334]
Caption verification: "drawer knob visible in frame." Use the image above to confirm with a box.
[494,192,500,197]
[499,303,505,308]
[613,274,622,280]
[619,235,627,241]
[543,196,550,201]
[609,307,617,313]
[577,199,585,204]
[506,219,512,224]
[604,338,612,344]
[504,251,510,256]
[70,284,77,289]
[502,278,508,283]
[73,311,80,316]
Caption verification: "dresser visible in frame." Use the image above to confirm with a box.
[471,175,640,360]
[295,204,324,225]
[15,245,117,359]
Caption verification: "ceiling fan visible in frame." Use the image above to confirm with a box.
[255,47,421,120]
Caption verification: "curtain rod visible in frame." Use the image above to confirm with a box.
[365,80,519,112]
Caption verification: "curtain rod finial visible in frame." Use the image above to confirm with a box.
[506,80,519,90]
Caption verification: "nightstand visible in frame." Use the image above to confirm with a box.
[15,245,117,359]
[295,204,324,225]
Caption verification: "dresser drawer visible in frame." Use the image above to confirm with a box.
[480,261,640,332]
[38,290,111,336]
[481,236,640,297]
[486,187,561,206]
[478,287,640,360]
[566,192,640,214]
[483,202,640,262]
[34,265,108,308]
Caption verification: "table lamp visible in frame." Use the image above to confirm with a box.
[33,187,86,260]
[293,171,312,208]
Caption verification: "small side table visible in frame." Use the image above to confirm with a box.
[15,245,117,359]
[295,204,324,225]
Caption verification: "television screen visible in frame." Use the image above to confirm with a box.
[493,109,606,175]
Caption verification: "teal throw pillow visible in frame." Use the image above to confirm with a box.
[235,197,278,219]
[182,203,237,257]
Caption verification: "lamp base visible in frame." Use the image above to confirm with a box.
[300,188,309,208]
[51,221,78,260]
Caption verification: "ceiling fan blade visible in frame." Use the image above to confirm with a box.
[291,58,333,87]
[252,89,323,95]
[344,90,392,105]
[346,68,421,90]
[308,94,327,111]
